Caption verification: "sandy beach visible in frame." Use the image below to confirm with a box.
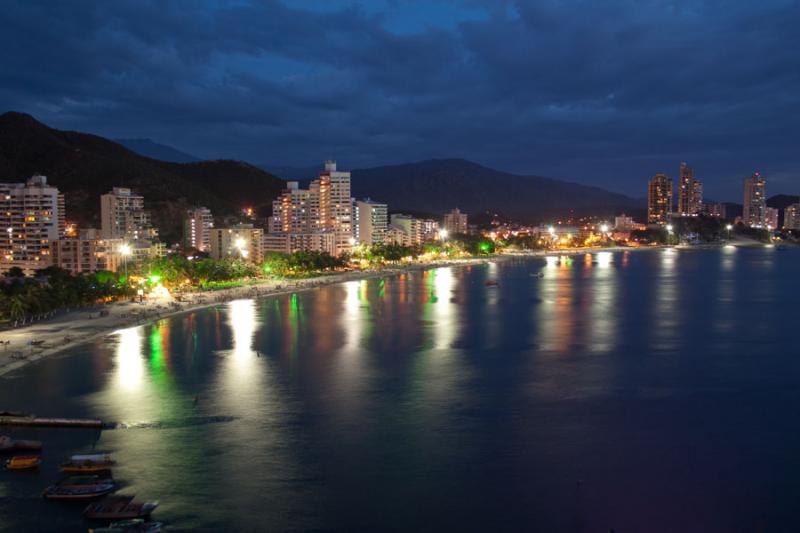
[0,257,501,378]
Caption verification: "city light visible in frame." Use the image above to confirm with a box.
[600,224,609,234]
[666,224,674,233]
[119,243,131,256]
[438,229,449,240]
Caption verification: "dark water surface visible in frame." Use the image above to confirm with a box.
[2,248,799,532]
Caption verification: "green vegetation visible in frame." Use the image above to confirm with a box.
[0,266,131,327]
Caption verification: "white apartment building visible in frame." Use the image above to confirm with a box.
[390,214,424,246]
[52,228,122,274]
[263,232,336,255]
[184,207,214,251]
[270,182,312,233]
[784,203,800,230]
[0,175,65,274]
[357,199,388,246]
[443,208,468,235]
[100,187,157,242]
[742,173,767,228]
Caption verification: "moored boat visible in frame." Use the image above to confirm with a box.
[4,454,41,470]
[485,280,498,286]
[42,482,118,501]
[61,453,115,473]
[0,435,43,453]
[84,495,159,520]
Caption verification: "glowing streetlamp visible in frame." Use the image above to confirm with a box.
[234,237,247,259]
[726,224,733,240]
[438,229,449,241]
[119,243,131,279]
[599,224,609,234]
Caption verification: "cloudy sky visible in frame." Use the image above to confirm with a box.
[2,0,798,200]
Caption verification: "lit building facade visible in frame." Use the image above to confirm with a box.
[184,207,213,251]
[356,199,388,246]
[784,203,800,230]
[742,173,767,228]
[269,182,311,233]
[765,207,779,231]
[263,232,336,255]
[210,225,264,263]
[443,208,468,235]
[52,228,122,274]
[390,214,424,246]
[100,187,157,242]
[0,175,65,274]
[647,173,673,226]
[678,162,703,216]
[309,161,352,255]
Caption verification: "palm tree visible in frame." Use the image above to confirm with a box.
[8,295,26,325]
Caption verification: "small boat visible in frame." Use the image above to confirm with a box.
[42,482,117,501]
[529,272,544,278]
[84,495,159,520]
[5,454,41,470]
[89,519,162,532]
[484,280,498,286]
[61,453,115,473]
[0,435,43,453]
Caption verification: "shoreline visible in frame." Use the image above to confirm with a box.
[0,240,779,379]
[0,256,500,378]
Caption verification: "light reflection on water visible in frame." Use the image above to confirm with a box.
[1,248,799,532]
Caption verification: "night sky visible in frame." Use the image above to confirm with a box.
[2,0,798,200]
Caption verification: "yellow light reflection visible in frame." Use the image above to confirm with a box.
[115,326,144,392]
[588,252,617,353]
[229,299,257,360]
[596,251,612,268]
[432,267,457,350]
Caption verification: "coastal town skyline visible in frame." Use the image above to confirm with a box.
[2,1,799,199]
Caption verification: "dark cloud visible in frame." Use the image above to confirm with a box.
[1,0,798,199]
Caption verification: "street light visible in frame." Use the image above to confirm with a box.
[438,229,449,241]
[119,243,131,279]
[726,224,733,240]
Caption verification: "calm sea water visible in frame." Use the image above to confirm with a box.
[1,248,799,532]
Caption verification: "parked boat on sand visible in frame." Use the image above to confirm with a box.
[84,495,159,520]
[4,454,41,470]
[61,453,115,473]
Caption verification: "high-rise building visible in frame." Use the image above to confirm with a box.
[210,224,264,263]
[765,207,779,230]
[308,161,352,255]
[270,182,311,233]
[421,219,440,241]
[677,162,703,216]
[100,187,157,242]
[784,203,800,230]
[443,208,468,234]
[390,214,424,246]
[52,228,122,274]
[356,199,388,246]
[0,175,65,274]
[742,173,767,228]
[647,173,672,225]
[184,207,214,251]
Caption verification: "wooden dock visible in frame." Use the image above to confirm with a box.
[0,416,104,429]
